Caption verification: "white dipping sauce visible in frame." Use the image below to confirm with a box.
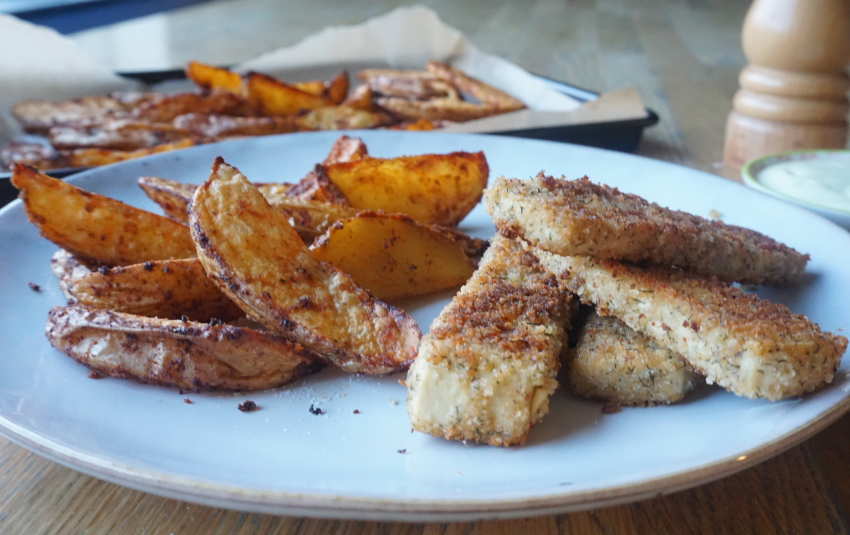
[758,158,850,212]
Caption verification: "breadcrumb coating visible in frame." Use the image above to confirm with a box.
[568,311,700,406]
[484,174,809,286]
[406,235,575,446]
[530,246,846,401]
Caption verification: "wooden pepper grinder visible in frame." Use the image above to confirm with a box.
[723,0,850,170]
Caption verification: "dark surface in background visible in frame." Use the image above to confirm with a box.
[8,0,210,34]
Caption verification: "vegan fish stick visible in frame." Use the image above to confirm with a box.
[568,311,700,406]
[485,175,809,286]
[530,246,847,401]
[406,235,575,446]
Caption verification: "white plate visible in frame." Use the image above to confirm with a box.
[0,131,848,522]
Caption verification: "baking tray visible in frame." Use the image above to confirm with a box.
[0,72,658,208]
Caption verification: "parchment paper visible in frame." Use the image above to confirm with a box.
[0,5,648,145]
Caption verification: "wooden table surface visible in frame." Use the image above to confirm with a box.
[4,0,850,533]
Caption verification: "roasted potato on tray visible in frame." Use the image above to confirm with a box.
[46,305,324,391]
[189,158,421,375]
[311,212,476,301]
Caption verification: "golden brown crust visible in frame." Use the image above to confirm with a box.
[485,175,810,286]
[406,235,574,446]
[531,247,847,401]
[46,305,324,391]
[189,158,420,375]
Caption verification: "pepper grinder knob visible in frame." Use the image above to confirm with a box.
[723,0,850,170]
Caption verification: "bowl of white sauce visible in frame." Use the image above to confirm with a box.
[742,150,850,230]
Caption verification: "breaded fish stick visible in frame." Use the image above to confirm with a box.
[531,246,847,401]
[406,235,575,446]
[568,311,700,406]
[485,175,809,286]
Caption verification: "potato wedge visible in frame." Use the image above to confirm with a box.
[246,72,333,115]
[295,106,393,131]
[11,164,196,267]
[185,61,245,96]
[322,151,489,226]
[283,165,350,205]
[189,158,420,374]
[68,258,244,322]
[376,96,503,122]
[425,61,526,111]
[138,175,358,240]
[321,135,368,165]
[65,138,197,168]
[310,212,475,301]
[46,305,324,391]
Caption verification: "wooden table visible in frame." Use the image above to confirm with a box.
[3,0,850,533]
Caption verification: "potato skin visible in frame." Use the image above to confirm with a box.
[46,305,324,392]
[68,258,244,322]
[311,212,475,301]
[322,151,489,227]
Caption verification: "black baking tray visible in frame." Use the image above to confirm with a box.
[0,72,658,208]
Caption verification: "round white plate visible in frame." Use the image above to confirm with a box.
[0,131,848,522]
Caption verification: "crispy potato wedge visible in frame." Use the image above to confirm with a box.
[1,140,68,170]
[291,79,326,96]
[11,95,130,134]
[322,151,489,226]
[65,138,197,168]
[376,96,503,122]
[189,158,420,374]
[310,212,475,301]
[425,61,526,111]
[46,305,324,391]
[11,164,196,267]
[283,165,350,205]
[48,120,189,151]
[185,61,245,96]
[341,84,374,111]
[246,72,333,115]
[138,175,358,240]
[131,91,258,122]
[68,258,244,322]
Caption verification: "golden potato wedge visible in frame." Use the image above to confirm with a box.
[185,61,245,96]
[138,175,358,240]
[428,225,489,257]
[11,164,196,267]
[283,165,350,205]
[65,138,197,168]
[171,113,298,139]
[310,212,475,301]
[68,258,244,322]
[322,151,489,226]
[189,158,420,374]
[46,305,324,391]
[246,72,333,115]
